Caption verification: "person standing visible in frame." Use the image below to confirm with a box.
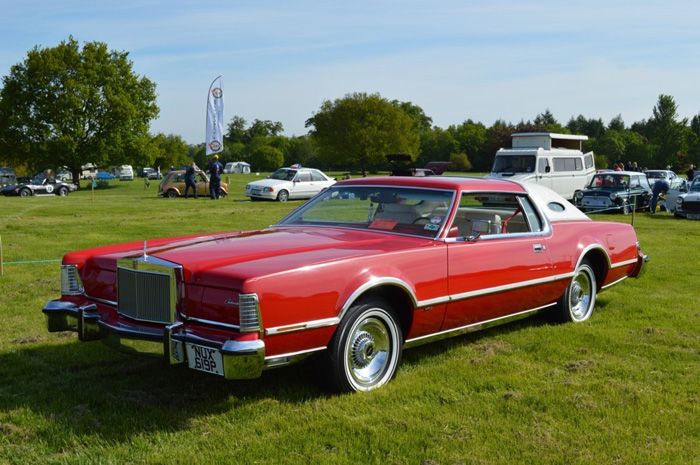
[650,178,670,213]
[184,162,197,199]
[208,154,224,199]
[687,164,695,182]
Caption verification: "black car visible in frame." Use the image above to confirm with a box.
[138,167,163,180]
[0,174,77,197]
[574,171,652,214]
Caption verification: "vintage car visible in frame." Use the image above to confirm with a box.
[574,171,652,214]
[1,174,77,197]
[42,177,648,392]
[245,167,335,202]
[672,177,700,219]
[158,170,228,198]
[644,169,683,190]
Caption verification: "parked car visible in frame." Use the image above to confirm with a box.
[42,177,648,392]
[96,171,116,180]
[1,174,77,197]
[644,170,683,190]
[245,167,335,202]
[574,171,652,214]
[158,170,228,198]
[386,154,450,177]
[672,177,700,219]
[0,166,17,187]
[139,167,162,179]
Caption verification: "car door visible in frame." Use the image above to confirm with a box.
[290,171,315,198]
[442,192,557,330]
[34,179,52,195]
[196,173,210,196]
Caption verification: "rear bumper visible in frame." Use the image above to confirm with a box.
[630,252,650,279]
[42,300,265,379]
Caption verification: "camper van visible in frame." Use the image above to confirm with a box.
[486,133,595,200]
[119,165,134,181]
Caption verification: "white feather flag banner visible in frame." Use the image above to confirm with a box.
[205,76,224,155]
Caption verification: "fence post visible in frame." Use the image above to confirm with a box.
[631,197,636,227]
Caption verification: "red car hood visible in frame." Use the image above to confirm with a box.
[75,227,431,290]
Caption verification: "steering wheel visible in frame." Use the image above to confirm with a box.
[412,217,430,224]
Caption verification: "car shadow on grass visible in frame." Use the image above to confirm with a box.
[0,334,327,441]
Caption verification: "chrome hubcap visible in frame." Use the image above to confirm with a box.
[570,271,592,320]
[347,316,390,386]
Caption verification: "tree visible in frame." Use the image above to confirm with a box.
[306,92,419,175]
[391,100,433,132]
[225,116,247,144]
[448,120,488,171]
[608,114,625,132]
[152,133,189,172]
[244,119,283,144]
[419,127,458,166]
[649,94,688,167]
[0,37,159,185]
[250,145,284,171]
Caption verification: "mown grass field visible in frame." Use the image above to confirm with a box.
[0,175,698,464]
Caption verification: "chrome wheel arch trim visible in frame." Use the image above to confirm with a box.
[575,244,612,270]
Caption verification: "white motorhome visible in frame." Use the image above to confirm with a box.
[486,133,595,200]
[119,165,134,181]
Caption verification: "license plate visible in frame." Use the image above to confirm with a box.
[586,199,608,206]
[186,344,224,376]
[687,214,700,220]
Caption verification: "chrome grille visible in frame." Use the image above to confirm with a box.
[683,201,700,213]
[118,267,173,324]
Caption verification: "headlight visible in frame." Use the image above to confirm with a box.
[609,192,618,200]
[263,187,274,193]
[575,191,584,199]
[61,264,84,295]
[676,197,684,205]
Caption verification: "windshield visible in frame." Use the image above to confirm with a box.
[269,169,297,181]
[590,174,630,188]
[278,185,455,239]
[492,156,536,173]
[646,172,665,179]
[690,179,700,192]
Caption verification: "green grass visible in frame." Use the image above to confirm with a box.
[1,176,699,464]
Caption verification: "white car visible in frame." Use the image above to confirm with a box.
[645,170,683,190]
[246,167,335,202]
[670,178,700,218]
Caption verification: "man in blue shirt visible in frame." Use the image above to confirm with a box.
[650,178,670,213]
[208,154,224,199]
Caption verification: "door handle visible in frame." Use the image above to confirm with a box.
[533,244,546,253]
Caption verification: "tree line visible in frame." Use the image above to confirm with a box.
[2,38,699,182]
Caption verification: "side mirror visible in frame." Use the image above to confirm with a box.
[545,166,551,173]
[447,226,460,238]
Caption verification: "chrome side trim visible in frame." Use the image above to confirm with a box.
[449,272,573,302]
[266,273,571,337]
[186,316,240,331]
[265,317,339,336]
[264,346,326,368]
[610,258,638,269]
[601,275,628,290]
[404,303,556,349]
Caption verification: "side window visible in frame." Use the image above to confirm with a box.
[553,158,583,171]
[174,174,184,182]
[451,193,532,236]
[197,173,207,182]
[630,176,641,188]
[585,154,593,169]
[538,158,550,174]
[519,196,543,232]
[296,172,311,182]
[311,171,326,181]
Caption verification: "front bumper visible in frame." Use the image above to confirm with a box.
[246,188,276,200]
[42,300,265,379]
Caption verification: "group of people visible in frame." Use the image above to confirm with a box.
[184,154,224,200]
[612,161,647,172]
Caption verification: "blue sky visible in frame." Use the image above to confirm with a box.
[2,0,699,144]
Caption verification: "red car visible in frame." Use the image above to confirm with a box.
[43,177,648,392]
